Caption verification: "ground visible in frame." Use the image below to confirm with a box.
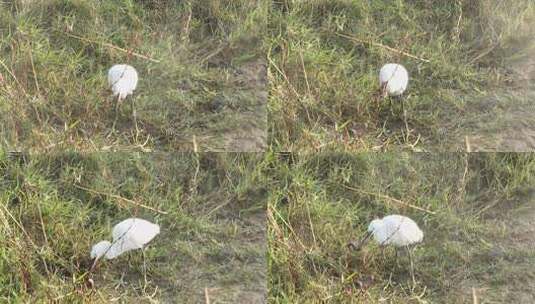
[460,41,535,151]
[459,193,535,303]
[267,153,535,303]
[0,0,267,152]
[0,152,267,303]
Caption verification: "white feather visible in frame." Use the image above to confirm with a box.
[379,63,409,96]
[368,214,423,247]
[107,64,138,101]
[91,218,160,260]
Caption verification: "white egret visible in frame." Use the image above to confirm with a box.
[91,218,159,260]
[107,64,140,134]
[91,218,159,283]
[108,64,138,101]
[350,214,423,284]
[379,63,410,133]
[365,215,423,247]
[379,64,408,97]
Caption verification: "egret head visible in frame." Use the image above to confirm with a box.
[349,219,383,251]
[90,241,112,260]
[118,92,128,102]
[357,219,383,248]
[368,219,384,233]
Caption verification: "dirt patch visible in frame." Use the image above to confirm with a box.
[221,59,268,152]
[458,198,535,303]
[465,104,535,152]
[462,42,535,152]
[162,210,266,304]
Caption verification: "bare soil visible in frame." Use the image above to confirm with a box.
[457,195,535,303]
[462,42,535,152]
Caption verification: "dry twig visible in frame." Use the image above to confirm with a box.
[74,184,168,214]
[60,31,161,63]
[335,32,431,63]
[341,184,436,215]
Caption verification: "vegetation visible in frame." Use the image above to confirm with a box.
[268,0,535,151]
[3,1,535,303]
[0,0,267,152]
[0,152,267,303]
[268,152,535,303]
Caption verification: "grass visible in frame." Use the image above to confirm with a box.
[268,152,535,303]
[0,152,267,303]
[268,0,535,151]
[0,0,267,152]
[4,1,535,303]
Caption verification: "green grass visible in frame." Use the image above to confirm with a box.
[0,152,267,303]
[267,153,535,303]
[268,0,535,151]
[0,0,267,152]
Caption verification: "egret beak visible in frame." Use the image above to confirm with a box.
[348,230,373,251]
[89,257,99,272]
[380,82,388,99]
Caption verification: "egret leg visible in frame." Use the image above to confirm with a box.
[395,247,400,268]
[142,248,148,288]
[402,99,410,138]
[380,246,386,265]
[406,245,416,286]
[132,98,140,139]
[111,97,120,134]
